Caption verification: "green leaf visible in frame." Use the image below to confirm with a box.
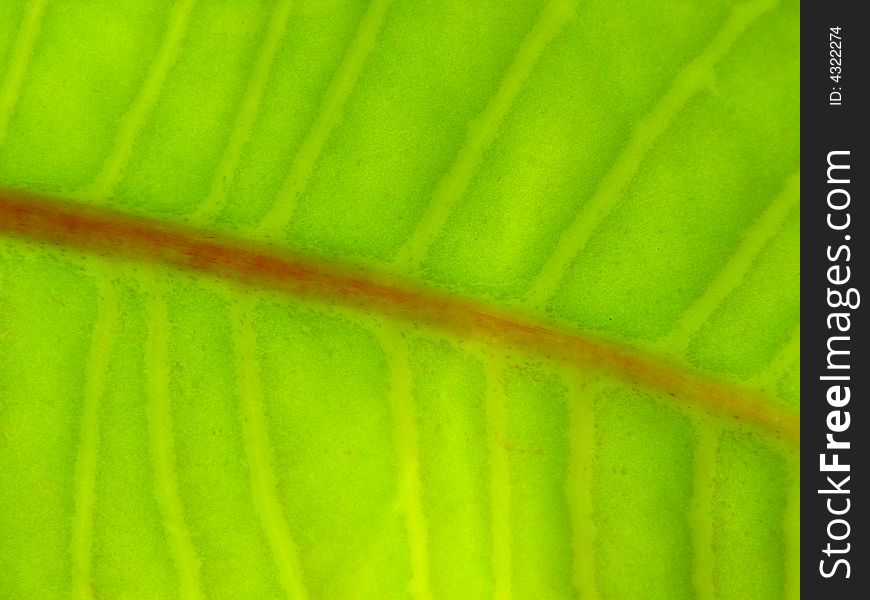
[0,0,799,599]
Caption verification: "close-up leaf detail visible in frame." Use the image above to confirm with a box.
[0,1,799,599]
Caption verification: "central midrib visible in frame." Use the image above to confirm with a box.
[0,188,799,444]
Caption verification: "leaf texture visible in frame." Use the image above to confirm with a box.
[0,1,799,599]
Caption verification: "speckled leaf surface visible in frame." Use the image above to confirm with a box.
[0,1,799,599]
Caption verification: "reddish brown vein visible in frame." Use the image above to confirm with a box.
[0,188,798,444]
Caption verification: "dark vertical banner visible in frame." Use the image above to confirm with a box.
[802,2,867,597]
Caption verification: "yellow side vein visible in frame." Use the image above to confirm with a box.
[660,171,799,352]
[689,424,719,600]
[71,276,119,600]
[394,0,577,268]
[194,0,295,222]
[482,356,512,600]
[372,325,431,600]
[88,0,197,198]
[526,0,781,305]
[0,0,48,144]
[564,376,600,600]
[231,296,310,600]
[144,274,203,600]
[256,0,394,237]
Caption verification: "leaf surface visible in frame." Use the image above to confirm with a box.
[0,1,799,599]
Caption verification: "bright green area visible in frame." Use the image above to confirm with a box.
[423,0,733,299]
[217,1,371,229]
[164,278,285,600]
[116,0,271,214]
[407,339,493,600]
[0,0,799,598]
[712,432,789,599]
[0,242,98,598]
[502,365,574,598]
[91,280,177,600]
[689,206,800,380]
[592,386,697,599]
[0,3,26,78]
[0,0,174,191]
[547,4,799,342]
[777,357,801,409]
[253,299,410,598]
[288,0,548,260]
